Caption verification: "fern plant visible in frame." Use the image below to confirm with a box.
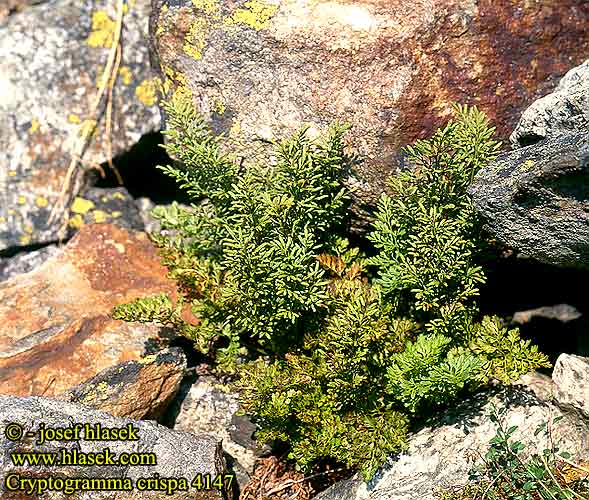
[113,98,550,479]
[113,97,350,368]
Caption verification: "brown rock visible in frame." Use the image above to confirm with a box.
[0,223,176,398]
[150,0,589,224]
[59,348,187,420]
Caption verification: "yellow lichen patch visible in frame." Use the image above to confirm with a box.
[8,170,17,177]
[229,118,242,136]
[521,159,535,171]
[92,210,108,223]
[19,234,31,246]
[0,217,5,224]
[138,354,157,365]
[71,197,95,215]
[112,191,126,200]
[211,97,226,114]
[17,195,26,205]
[23,223,33,234]
[68,114,82,125]
[225,0,278,30]
[79,119,97,139]
[119,66,133,85]
[135,78,159,106]
[29,119,40,134]
[172,84,193,105]
[68,214,84,229]
[183,17,208,60]
[192,0,219,14]
[111,211,122,218]
[35,196,49,208]
[86,10,116,49]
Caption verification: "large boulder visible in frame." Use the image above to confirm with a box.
[0,223,176,397]
[0,0,161,253]
[59,348,187,421]
[553,354,589,419]
[511,59,589,147]
[468,131,589,268]
[314,378,589,500]
[0,395,227,499]
[150,0,589,223]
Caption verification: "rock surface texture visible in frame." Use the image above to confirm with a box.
[59,348,186,420]
[315,380,589,500]
[65,187,147,235]
[553,354,589,419]
[469,131,589,268]
[0,244,62,282]
[511,59,589,147]
[150,0,589,222]
[172,376,257,475]
[0,396,227,499]
[0,223,176,397]
[0,0,161,252]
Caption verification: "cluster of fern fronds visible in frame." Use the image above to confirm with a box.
[113,99,550,480]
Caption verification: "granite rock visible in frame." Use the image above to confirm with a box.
[553,353,589,419]
[0,395,227,499]
[150,0,589,225]
[511,59,589,147]
[469,131,589,268]
[0,0,161,252]
[314,384,589,500]
[0,244,62,282]
[59,348,187,421]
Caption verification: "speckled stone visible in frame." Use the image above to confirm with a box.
[0,223,176,397]
[0,395,226,499]
[0,0,161,252]
[511,59,589,147]
[150,0,589,226]
[469,131,589,269]
[315,385,589,500]
[59,348,187,421]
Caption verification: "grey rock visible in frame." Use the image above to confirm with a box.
[511,59,589,147]
[553,353,589,419]
[0,244,62,281]
[0,395,227,499]
[59,348,187,421]
[0,0,160,253]
[0,0,46,23]
[67,187,146,234]
[172,376,257,477]
[510,371,555,403]
[469,131,589,268]
[512,304,583,325]
[314,386,589,500]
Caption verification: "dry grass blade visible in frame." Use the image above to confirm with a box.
[48,0,125,226]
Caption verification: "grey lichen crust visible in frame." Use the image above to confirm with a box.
[469,131,589,269]
[0,0,161,253]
